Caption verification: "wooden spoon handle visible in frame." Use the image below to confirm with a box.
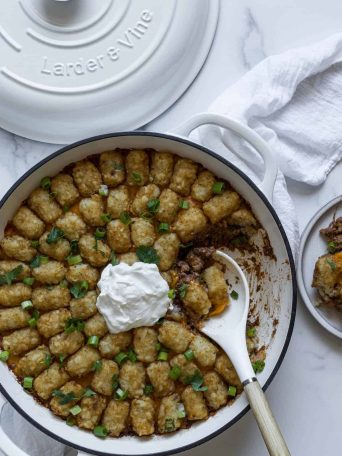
[244,380,291,456]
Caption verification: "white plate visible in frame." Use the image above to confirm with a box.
[297,196,342,339]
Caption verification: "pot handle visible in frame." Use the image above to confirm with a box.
[0,395,30,456]
[170,113,277,202]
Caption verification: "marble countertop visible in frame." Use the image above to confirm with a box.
[1,1,342,455]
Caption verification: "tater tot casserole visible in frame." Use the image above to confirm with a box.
[0,149,266,439]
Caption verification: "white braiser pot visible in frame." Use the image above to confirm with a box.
[0,114,296,456]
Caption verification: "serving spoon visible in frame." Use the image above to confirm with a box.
[201,250,290,456]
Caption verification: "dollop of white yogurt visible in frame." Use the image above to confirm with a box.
[96,262,171,334]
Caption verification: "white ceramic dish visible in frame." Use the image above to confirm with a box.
[297,195,342,339]
[0,113,296,456]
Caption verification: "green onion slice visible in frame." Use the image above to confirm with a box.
[114,352,128,365]
[30,240,39,248]
[120,211,132,225]
[40,176,51,190]
[0,351,9,362]
[230,290,239,300]
[69,405,82,416]
[158,222,170,233]
[228,385,237,397]
[179,199,189,209]
[23,377,34,389]
[183,349,194,361]
[158,351,168,361]
[169,365,181,380]
[67,255,82,266]
[92,360,103,372]
[23,277,35,286]
[132,172,142,184]
[252,360,265,374]
[94,228,106,240]
[87,335,100,347]
[144,384,154,395]
[99,185,109,197]
[168,289,176,299]
[212,181,225,194]
[115,388,128,401]
[21,300,33,310]
[247,327,256,337]
[93,425,108,438]
[100,213,112,224]
[70,281,88,299]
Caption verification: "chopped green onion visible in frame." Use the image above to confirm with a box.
[327,241,336,254]
[47,227,64,244]
[252,360,265,374]
[60,279,68,288]
[115,388,128,401]
[70,280,88,299]
[0,265,24,285]
[93,425,108,438]
[67,255,82,266]
[52,390,77,405]
[66,417,75,426]
[136,246,160,264]
[27,317,38,328]
[87,336,100,348]
[144,384,154,396]
[44,354,52,367]
[326,258,337,271]
[69,405,82,416]
[40,256,49,265]
[230,290,239,300]
[212,181,225,194]
[179,200,189,209]
[168,289,176,299]
[184,370,208,392]
[70,239,79,255]
[21,300,33,310]
[113,162,124,171]
[40,176,51,190]
[183,349,194,361]
[114,352,128,365]
[94,228,106,240]
[169,365,181,380]
[92,360,102,372]
[247,327,256,337]
[155,342,162,351]
[30,240,39,248]
[178,283,188,299]
[58,354,67,365]
[147,199,160,215]
[132,172,142,184]
[158,222,170,233]
[112,374,119,390]
[23,277,35,286]
[23,377,34,389]
[65,318,85,333]
[120,211,132,225]
[177,403,186,419]
[0,351,9,362]
[228,385,237,397]
[99,185,109,197]
[63,205,70,213]
[100,213,112,224]
[110,251,119,266]
[164,418,175,433]
[127,349,137,363]
[83,387,96,398]
[158,351,168,361]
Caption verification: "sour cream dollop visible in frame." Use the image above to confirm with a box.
[96,262,171,334]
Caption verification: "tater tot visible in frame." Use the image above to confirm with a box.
[106,185,130,219]
[203,264,228,308]
[146,362,174,397]
[126,150,149,186]
[100,150,125,187]
[84,313,108,338]
[32,286,70,311]
[229,208,257,226]
[12,206,45,240]
[158,321,192,353]
[157,394,182,433]
[174,207,207,243]
[37,309,71,338]
[77,395,107,430]
[191,171,215,202]
[28,188,62,224]
[50,381,84,418]
[154,233,180,271]
[34,362,70,400]
[130,397,156,436]
[131,184,160,216]
[99,332,132,358]
[133,327,158,363]
[182,281,212,316]
[182,386,208,420]
[203,372,228,409]
[203,191,241,224]
[14,345,50,377]
[107,220,131,253]
[119,361,145,398]
[91,359,119,396]
[0,283,31,307]
[156,189,179,223]
[0,307,30,332]
[215,353,241,388]
[118,252,138,265]
[50,174,80,208]
[55,212,87,241]
[49,331,84,357]
[78,234,111,267]
[38,232,70,261]
[170,159,198,196]
[66,346,100,377]
[66,264,99,290]
[72,160,102,197]
[70,291,97,320]
[131,219,155,247]
[169,355,198,384]
[102,400,129,437]
[0,261,30,280]
[150,152,174,187]
[79,195,105,227]
[32,261,66,284]
[0,235,36,262]
[2,328,41,355]
[189,335,218,368]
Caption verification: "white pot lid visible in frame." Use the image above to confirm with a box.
[0,0,219,144]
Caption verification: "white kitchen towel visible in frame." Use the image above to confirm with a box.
[199,32,342,255]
